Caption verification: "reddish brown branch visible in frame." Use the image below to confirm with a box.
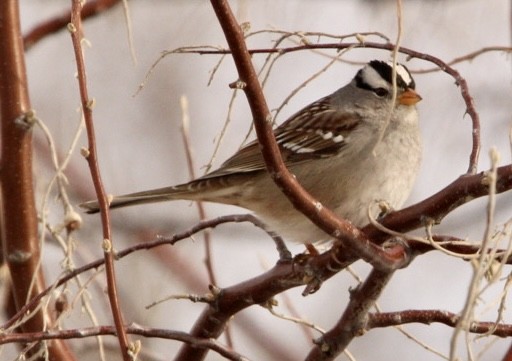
[0,325,247,361]
[368,310,512,337]
[305,269,394,361]
[69,1,130,359]
[0,314,509,360]
[362,166,512,243]
[503,342,512,361]
[23,0,121,50]
[173,258,316,361]
[0,1,76,360]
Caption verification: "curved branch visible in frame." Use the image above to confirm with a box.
[23,0,121,50]
[363,166,512,243]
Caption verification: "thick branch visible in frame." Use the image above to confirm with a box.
[173,255,339,361]
[0,1,76,360]
[305,269,394,361]
[363,167,512,243]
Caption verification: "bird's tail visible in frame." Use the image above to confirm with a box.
[79,184,200,214]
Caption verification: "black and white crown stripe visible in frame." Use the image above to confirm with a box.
[356,60,415,91]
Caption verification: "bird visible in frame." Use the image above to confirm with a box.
[80,60,422,244]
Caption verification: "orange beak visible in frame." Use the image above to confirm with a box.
[398,88,422,106]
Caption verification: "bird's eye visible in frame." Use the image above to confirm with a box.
[373,88,388,97]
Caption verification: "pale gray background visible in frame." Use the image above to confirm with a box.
[10,1,512,360]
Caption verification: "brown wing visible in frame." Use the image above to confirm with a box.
[200,97,361,180]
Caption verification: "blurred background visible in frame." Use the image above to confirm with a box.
[10,0,512,360]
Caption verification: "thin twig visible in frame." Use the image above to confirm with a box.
[179,95,236,348]
[450,148,500,361]
[69,2,130,359]
[412,46,512,74]
[262,299,326,335]
[120,0,137,65]
[179,96,218,286]
[368,310,512,337]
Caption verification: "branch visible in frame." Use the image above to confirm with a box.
[362,166,512,243]
[367,310,512,337]
[23,0,121,50]
[0,324,249,361]
[412,46,512,73]
[69,2,130,359]
[305,269,394,361]
[0,1,76,360]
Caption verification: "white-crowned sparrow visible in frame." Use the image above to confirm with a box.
[81,60,422,244]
